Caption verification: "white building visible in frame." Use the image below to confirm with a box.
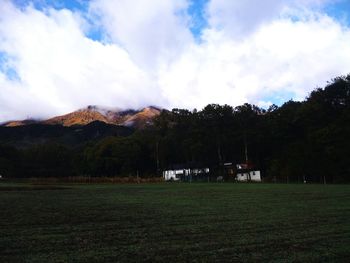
[163,167,210,181]
[236,170,261,182]
[163,169,189,181]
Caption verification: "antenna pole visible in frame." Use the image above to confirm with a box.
[244,132,248,164]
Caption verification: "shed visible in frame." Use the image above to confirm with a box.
[163,163,210,182]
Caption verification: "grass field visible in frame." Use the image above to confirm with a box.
[0,182,349,262]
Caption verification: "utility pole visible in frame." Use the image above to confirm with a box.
[244,133,248,164]
[156,140,160,175]
[244,132,251,182]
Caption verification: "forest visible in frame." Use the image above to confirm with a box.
[0,74,350,183]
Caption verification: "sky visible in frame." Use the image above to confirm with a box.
[1,0,350,121]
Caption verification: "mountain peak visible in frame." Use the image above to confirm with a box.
[3,106,162,128]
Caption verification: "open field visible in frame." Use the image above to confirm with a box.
[0,182,349,262]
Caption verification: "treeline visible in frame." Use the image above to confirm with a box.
[1,75,350,183]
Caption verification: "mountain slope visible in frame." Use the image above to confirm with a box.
[3,119,39,127]
[0,121,134,148]
[122,107,161,128]
[3,106,162,128]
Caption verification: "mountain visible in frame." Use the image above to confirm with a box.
[121,106,161,128]
[3,119,39,127]
[3,106,162,129]
[0,121,134,148]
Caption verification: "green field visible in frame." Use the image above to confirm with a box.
[0,183,349,262]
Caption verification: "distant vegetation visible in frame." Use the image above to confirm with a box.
[1,74,350,183]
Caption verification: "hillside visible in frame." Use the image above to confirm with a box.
[3,106,161,129]
[0,121,134,148]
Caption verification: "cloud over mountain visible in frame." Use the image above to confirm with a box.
[0,0,350,121]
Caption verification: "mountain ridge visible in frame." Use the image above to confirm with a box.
[2,106,162,129]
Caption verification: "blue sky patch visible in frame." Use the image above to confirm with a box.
[188,0,209,40]
[13,0,88,12]
[260,90,298,107]
[324,0,350,26]
[0,52,20,81]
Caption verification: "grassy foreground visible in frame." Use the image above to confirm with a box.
[0,182,349,262]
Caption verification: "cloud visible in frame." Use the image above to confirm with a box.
[206,0,339,38]
[159,13,350,109]
[0,0,350,121]
[89,0,194,70]
[206,0,286,37]
[0,1,159,121]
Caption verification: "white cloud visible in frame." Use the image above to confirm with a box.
[0,1,159,121]
[0,0,350,121]
[89,0,194,70]
[207,0,287,38]
[206,0,339,38]
[159,14,350,109]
